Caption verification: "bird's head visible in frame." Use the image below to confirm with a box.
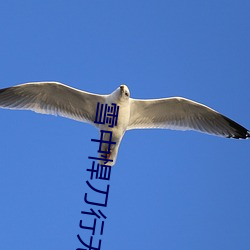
[110,84,130,103]
[119,84,130,99]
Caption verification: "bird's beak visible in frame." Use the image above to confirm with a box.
[119,85,124,95]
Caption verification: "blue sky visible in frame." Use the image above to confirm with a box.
[0,1,249,249]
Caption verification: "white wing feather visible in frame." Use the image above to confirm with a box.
[0,82,106,126]
[128,97,249,139]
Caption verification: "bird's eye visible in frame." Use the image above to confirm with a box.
[125,92,129,97]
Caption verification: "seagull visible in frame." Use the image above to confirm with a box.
[0,82,249,166]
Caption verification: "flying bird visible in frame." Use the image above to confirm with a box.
[0,82,249,166]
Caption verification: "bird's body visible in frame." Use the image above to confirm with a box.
[0,82,249,166]
[96,86,131,164]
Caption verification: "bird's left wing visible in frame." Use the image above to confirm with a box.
[0,82,106,126]
[128,97,249,139]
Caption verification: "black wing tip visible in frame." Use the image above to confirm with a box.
[222,115,250,139]
[227,132,249,139]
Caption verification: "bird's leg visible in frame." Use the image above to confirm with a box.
[106,149,112,159]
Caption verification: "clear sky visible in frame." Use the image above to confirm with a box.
[0,1,249,250]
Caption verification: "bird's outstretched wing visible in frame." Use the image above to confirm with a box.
[128,97,249,139]
[0,82,106,126]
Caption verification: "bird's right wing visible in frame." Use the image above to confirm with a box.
[128,97,249,139]
[0,82,106,126]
